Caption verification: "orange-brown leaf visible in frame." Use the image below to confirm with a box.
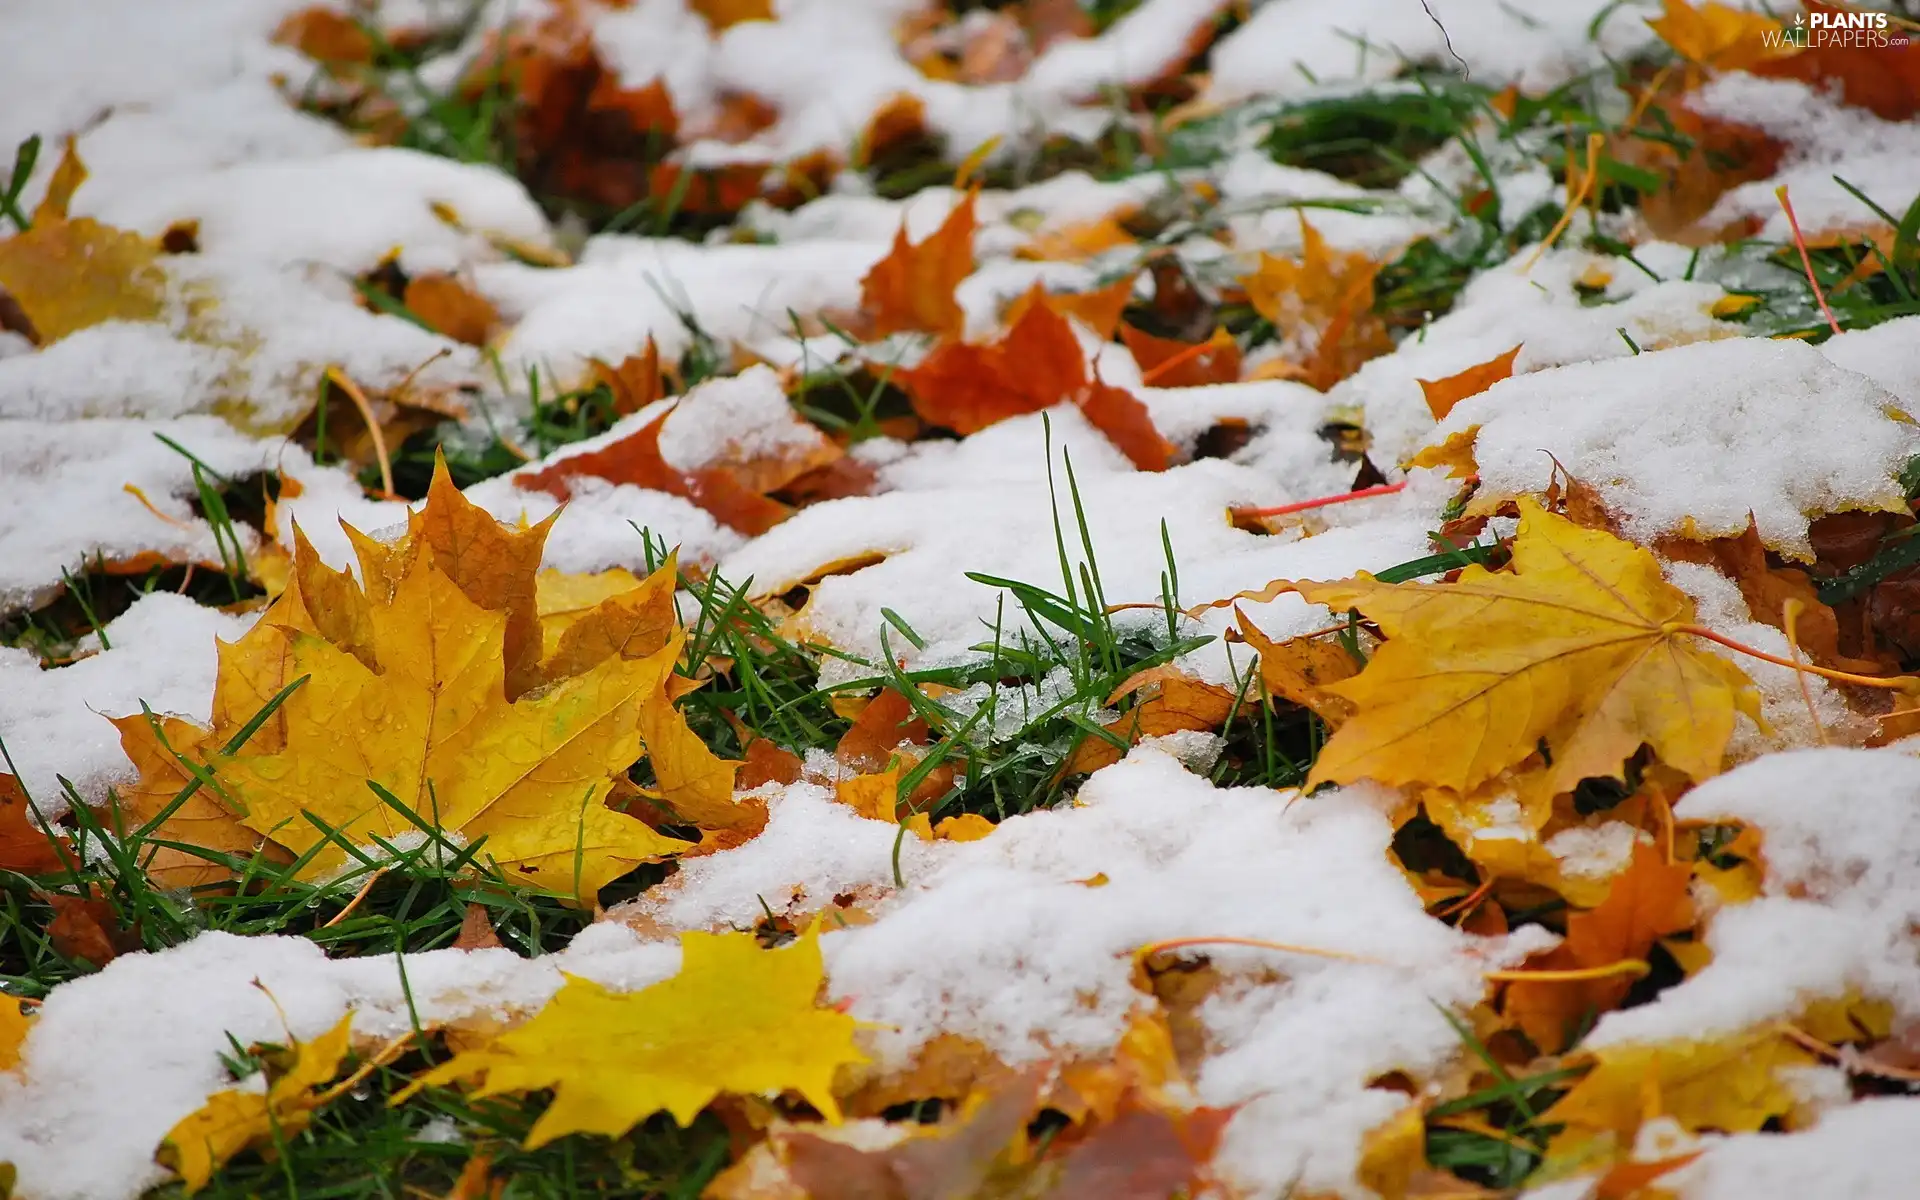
[106,712,267,890]
[1067,667,1237,774]
[1234,610,1359,726]
[1005,274,1139,340]
[689,0,775,34]
[0,775,69,876]
[1237,215,1393,391]
[899,300,1084,434]
[273,7,375,65]
[1417,345,1521,422]
[593,340,665,415]
[1504,842,1694,1052]
[1079,375,1176,472]
[838,689,930,774]
[1123,324,1242,388]
[403,273,498,346]
[1754,3,1920,121]
[738,738,805,790]
[861,194,977,339]
[47,890,133,969]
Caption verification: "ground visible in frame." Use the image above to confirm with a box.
[3,1,1920,1198]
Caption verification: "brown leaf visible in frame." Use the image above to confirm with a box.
[899,300,1083,434]
[1237,215,1394,391]
[738,738,805,790]
[1066,666,1236,774]
[47,890,135,969]
[0,775,70,876]
[403,273,498,346]
[273,7,375,65]
[861,194,977,339]
[1047,1098,1233,1200]
[1417,345,1521,422]
[454,903,504,951]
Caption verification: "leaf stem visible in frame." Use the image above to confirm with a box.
[1776,184,1842,337]
[1673,623,1918,691]
[1486,958,1648,983]
[1132,935,1385,965]
[1232,480,1407,520]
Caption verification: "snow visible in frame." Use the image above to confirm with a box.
[1666,1098,1920,1200]
[1418,337,1920,558]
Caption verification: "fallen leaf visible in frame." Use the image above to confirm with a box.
[1005,274,1139,341]
[1418,345,1521,422]
[0,774,70,876]
[105,712,267,889]
[861,194,977,339]
[0,142,167,344]
[1645,0,1798,72]
[158,1013,355,1193]
[1066,666,1237,774]
[780,1071,1045,1200]
[1044,1096,1233,1199]
[1121,324,1242,388]
[1545,1029,1814,1143]
[216,537,688,897]
[592,340,665,415]
[739,738,806,790]
[1754,3,1920,120]
[405,924,865,1146]
[46,890,134,969]
[935,813,995,843]
[403,273,498,346]
[454,903,504,951]
[1289,498,1761,796]
[1017,215,1137,262]
[1504,842,1694,1053]
[273,7,375,65]
[1237,215,1394,391]
[1234,610,1359,726]
[1079,373,1178,471]
[838,689,930,774]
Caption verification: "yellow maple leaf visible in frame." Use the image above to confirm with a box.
[214,542,688,898]
[1289,498,1760,796]
[0,138,168,345]
[1546,1029,1814,1145]
[1646,0,1799,73]
[106,712,271,890]
[404,924,865,1147]
[157,1013,355,1193]
[536,566,645,662]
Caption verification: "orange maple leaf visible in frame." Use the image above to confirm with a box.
[1504,842,1694,1053]
[0,775,70,876]
[1004,274,1139,340]
[899,301,1174,469]
[1754,2,1920,120]
[1237,215,1393,391]
[1645,0,1799,73]
[860,194,978,339]
[1417,345,1521,422]
[1122,324,1242,388]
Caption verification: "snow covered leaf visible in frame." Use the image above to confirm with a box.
[1545,1029,1815,1144]
[214,539,689,896]
[1237,215,1393,391]
[1503,842,1695,1053]
[860,194,977,339]
[518,367,840,536]
[1418,345,1520,422]
[406,924,865,1146]
[591,339,665,415]
[1292,499,1761,796]
[1645,0,1797,73]
[157,1013,354,1193]
[0,144,167,346]
[0,774,69,875]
